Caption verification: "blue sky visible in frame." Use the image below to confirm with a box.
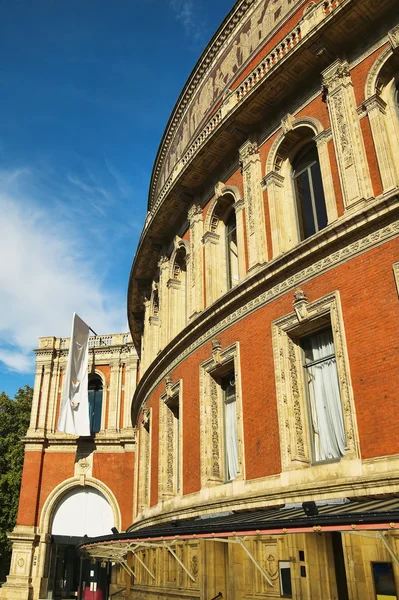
[0,0,234,397]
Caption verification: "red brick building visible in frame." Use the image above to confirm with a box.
[4,0,399,598]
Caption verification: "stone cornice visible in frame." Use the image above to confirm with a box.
[149,0,353,215]
[149,0,310,212]
[132,191,399,424]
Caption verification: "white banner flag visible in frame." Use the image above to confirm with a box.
[58,313,90,436]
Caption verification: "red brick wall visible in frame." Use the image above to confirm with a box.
[141,237,399,497]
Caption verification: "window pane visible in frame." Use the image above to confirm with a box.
[293,143,328,240]
[88,378,103,435]
[222,373,239,481]
[302,328,346,461]
[294,169,316,238]
[279,562,293,597]
[311,161,328,231]
[372,563,397,596]
[226,211,239,289]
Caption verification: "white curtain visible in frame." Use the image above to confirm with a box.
[225,397,239,480]
[306,330,346,461]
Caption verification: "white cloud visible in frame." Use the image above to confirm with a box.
[0,169,127,374]
[169,0,199,39]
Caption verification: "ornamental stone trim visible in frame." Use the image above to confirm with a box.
[133,195,399,422]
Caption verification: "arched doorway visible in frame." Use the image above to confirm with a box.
[48,488,114,600]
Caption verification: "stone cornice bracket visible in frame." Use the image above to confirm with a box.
[142,405,150,429]
[293,288,309,323]
[187,203,202,222]
[261,171,285,192]
[165,375,173,398]
[214,181,225,198]
[158,255,169,270]
[239,140,260,170]
[362,94,387,115]
[388,24,399,51]
[321,59,351,95]
[212,338,222,365]
[281,113,295,135]
[313,128,333,147]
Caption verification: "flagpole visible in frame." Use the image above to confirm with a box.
[89,327,98,336]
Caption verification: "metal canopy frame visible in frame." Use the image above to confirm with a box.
[79,518,399,590]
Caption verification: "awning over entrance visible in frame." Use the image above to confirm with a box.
[77,496,399,579]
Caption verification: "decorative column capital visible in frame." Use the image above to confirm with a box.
[157,255,169,270]
[388,24,399,50]
[261,171,285,191]
[239,139,260,169]
[322,59,351,95]
[313,128,333,147]
[201,231,220,245]
[187,203,202,223]
[281,113,295,134]
[362,94,387,115]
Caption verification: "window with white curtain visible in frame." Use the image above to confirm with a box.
[301,327,346,462]
[225,209,239,290]
[222,372,239,481]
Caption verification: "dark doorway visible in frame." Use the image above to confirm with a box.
[331,532,349,600]
[47,536,109,600]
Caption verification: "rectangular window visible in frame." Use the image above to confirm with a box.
[372,562,397,599]
[159,382,182,498]
[301,327,345,462]
[222,372,239,481]
[279,561,293,597]
[168,397,181,493]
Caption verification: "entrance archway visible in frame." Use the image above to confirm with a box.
[48,488,114,600]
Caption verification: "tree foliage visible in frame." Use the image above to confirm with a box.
[0,385,32,582]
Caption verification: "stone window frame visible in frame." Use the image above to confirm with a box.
[138,406,152,513]
[168,238,190,340]
[363,30,399,194]
[199,340,245,487]
[159,378,183,499]
[262,115,337,259]
[202,184,246,305]
[272,290,358,472]
[393,262,399,297]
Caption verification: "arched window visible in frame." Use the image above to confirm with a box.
[225,209,239,290]
[292,142,328,240]
[88,375,103,435]
[169,246,188,340]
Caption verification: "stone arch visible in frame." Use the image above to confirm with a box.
[204,184,240,233]
[363,43,399,191]
[169,237,190,280]
[364,45,393,100]
[266,116,324,174]
[263,117,337,257]
[39,476,122,535]
[89,368,107,390]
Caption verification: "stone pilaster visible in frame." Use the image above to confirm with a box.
[202,231,220,306]
[322,59,373,208]
[28,366,43,433]
[158,255,171,348]
[0,526,38,600]
[363,94,397,192]
[239,140,268,270]
[167,277,181,340]
[108,359,122,431]
[314,129,338,223]
[36,364,53,431]
[123,356,138,430]
[187,204,204,319]
[261,171,286,258]
[234,198,247,279]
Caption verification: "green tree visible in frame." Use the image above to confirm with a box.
[0,385,32,582]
